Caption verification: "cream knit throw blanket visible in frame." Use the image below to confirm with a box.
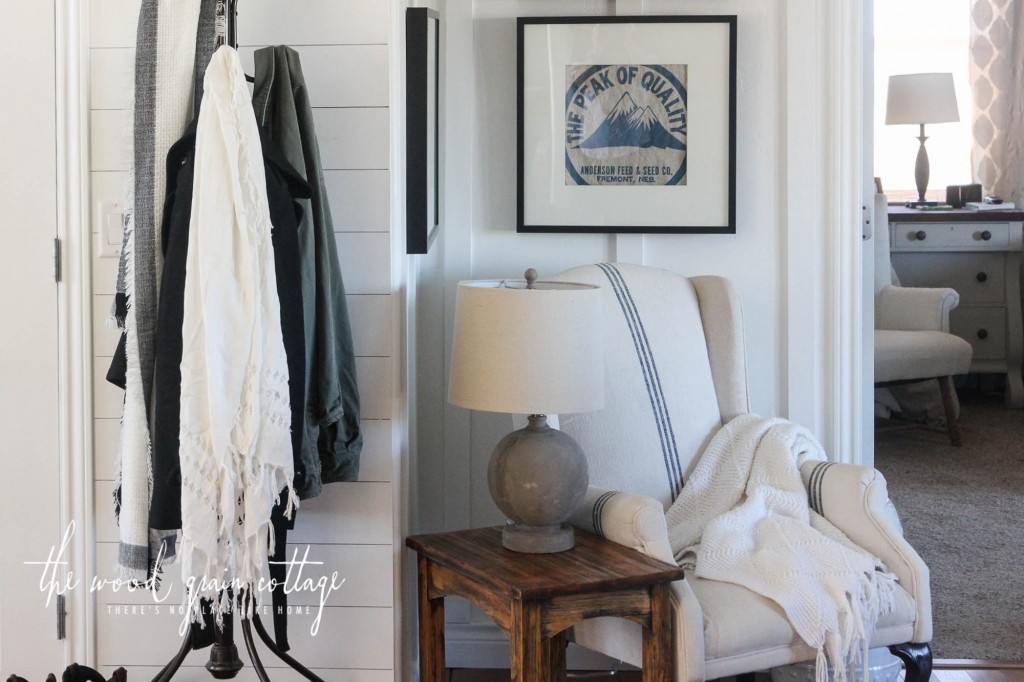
[179,46,296,625]
[666,415,897,682]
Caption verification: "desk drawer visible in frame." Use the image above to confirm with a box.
[891,252,1005,305]
[950,307,1006,362]
[891,222,1010,250]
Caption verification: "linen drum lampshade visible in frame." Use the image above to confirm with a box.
[448,277,604,414]
[885,73,959,126]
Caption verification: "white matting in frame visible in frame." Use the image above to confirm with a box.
[517,16,737,233]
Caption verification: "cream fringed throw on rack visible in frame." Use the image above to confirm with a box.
[178,46,296,625]
[666,415,897,682]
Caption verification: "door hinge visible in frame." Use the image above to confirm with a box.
[54,237,62,283]
[56,594,66,640]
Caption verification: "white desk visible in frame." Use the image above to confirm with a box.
[889,206,1024,408]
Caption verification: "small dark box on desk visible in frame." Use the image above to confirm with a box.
[947,183,983,208]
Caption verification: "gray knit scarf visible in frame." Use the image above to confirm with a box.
[114,0,217,584]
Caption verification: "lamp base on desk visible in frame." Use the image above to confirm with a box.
[488,415,589,554]
[911,124,935,208]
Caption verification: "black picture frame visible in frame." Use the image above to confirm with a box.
[517,15,737,234]
[406,8,441,254]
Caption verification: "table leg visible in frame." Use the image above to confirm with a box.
[511,601,545,682]
[544,630,567,682]
[418,555,445,682]
[642,583,672,682]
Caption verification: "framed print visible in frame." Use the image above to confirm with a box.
[406,7,441,253]
[517,16,737,234]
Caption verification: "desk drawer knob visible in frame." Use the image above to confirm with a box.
[981,230,992,241]
[977,272,988,282]
[914,230,927,241]
[977,328,989,340]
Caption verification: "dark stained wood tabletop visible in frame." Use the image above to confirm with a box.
[406,525,684,600]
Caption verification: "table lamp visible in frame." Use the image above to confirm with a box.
[885,72,960,207]
[448,269,604,553]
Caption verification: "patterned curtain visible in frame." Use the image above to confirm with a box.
[969,0,1024,204]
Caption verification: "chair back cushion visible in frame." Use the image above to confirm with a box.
[552,264,743,507]
[874,193,895,300]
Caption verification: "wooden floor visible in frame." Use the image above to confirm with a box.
[448,663,1024,682]
[926,668,1024,682]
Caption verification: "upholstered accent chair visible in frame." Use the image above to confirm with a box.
[552,263,933,682]
[873,194,973,445]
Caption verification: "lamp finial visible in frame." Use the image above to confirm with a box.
[525,268,538,289]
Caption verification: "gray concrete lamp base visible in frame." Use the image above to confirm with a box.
[487,414,589,553]
[501,522,575,553]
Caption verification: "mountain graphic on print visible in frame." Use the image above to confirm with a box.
[578,92,685,150]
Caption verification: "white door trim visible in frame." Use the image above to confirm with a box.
[784,0,866,464]
[832,0,868,466]
[55,0,96,664]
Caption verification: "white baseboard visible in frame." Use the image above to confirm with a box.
[444,622,634,671]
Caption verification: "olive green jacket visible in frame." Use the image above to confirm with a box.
[253,45,362,498]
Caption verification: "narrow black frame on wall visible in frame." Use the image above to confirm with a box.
[406,7,441,254]
[517,15,738,234]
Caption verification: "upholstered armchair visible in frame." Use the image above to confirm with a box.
[873,194,973,445]
[550,263,933,682]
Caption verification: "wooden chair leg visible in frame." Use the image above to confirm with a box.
[937,376,963,447]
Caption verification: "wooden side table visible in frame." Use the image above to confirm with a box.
[406,526,685,682]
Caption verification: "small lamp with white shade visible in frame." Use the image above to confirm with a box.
[447,269,604,553]
[885,72,960,207]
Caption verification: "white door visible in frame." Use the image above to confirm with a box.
[0,1,66,677]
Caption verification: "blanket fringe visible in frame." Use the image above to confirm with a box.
[815,649,828,682]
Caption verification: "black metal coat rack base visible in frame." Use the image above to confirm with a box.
[153,609,324,682]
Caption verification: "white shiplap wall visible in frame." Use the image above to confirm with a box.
[88,1,399,678]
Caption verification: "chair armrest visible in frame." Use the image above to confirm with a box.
[800,460,932,642]
[570,488,706,681]
[569,487,677,565]
[877,284,959,332]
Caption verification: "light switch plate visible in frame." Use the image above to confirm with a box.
[96,199,124,259]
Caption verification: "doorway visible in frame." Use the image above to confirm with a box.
[869,0,1024,664]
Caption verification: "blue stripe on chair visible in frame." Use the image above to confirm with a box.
[592,490,619,536]
[597,263,684,499]
[605,265,685,494]
[807,461,835,515]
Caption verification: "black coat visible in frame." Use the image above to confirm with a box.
[103,118,312,530]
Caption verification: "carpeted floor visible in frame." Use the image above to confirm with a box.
[874,388,1024,661]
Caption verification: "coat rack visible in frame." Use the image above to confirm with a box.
[214,0,239,48]
[154,607,324,681]
[153,3,325,680]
